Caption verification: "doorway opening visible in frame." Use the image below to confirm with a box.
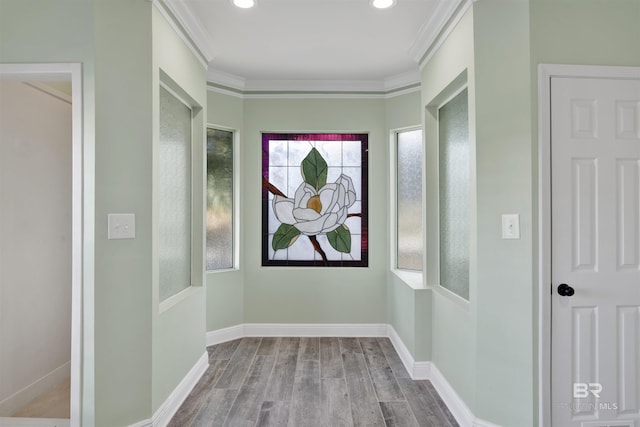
[0,64,83,427]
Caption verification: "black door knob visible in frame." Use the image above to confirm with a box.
[557,283,575,297]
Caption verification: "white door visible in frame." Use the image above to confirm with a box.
[551,75,640,427]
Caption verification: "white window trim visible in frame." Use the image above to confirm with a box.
[435,85,471,304]
[155,70,205,310]
[206,124,240,273]
[424,69,473,308]
[390,126,425,289]
[158,82,195,304]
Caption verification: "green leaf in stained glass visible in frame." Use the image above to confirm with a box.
[327,224,351,253]
[272,223,301,250]
[301,148,328,191]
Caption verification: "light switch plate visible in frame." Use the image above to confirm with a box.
[501,214,520,239]
[108,213,136,239]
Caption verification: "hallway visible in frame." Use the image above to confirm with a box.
[170,337,457,427]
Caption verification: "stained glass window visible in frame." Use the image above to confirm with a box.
[262,133,368,267]
[206,128,234,270]
[439,88,469,300]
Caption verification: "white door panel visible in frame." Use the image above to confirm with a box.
[551,76,640,427]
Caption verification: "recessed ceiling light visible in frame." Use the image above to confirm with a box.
[232,0,256,8]
[371,0,396,9]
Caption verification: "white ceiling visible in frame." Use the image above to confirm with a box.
[165,0,458,90]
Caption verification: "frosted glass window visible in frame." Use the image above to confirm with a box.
[397,129,424,271]
[439,88,469,300]
[206,128,234,270]
[159,86,192,301]
[262,133,368,267]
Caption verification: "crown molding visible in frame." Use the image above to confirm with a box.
[207,68,246,91]
[384,69,421,92]
[207,68,420,93]
[161,0,216,63]
[206,67,421,99]
[416,0,477,69]
[241,88,421,100]
[408,0,465,64]
[206,81,421,100]
[245,78,385,93]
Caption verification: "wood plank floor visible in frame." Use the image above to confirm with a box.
[169,337,458,427]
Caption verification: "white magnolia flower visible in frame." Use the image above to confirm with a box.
[273,174,357,236]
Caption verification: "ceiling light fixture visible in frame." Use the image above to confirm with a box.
[371,0,396,9]
[232,0,256,9]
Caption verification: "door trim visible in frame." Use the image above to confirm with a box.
[0,63,86,427]
[537,63,640,427]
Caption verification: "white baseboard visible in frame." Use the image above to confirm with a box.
[129,352,208,427]
[206,324,245,346]
[0,362,70,417]
[0,418,70,427]
[429,363,475,427]
[429,363,502,427]
[413,361,431,380]
[153,352,208,427]
[245,323,388,338]
[386,325,501,427]
[386,325,431,380]
[206,323,388,347]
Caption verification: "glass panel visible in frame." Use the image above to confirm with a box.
[315,140,343,166]
[206,128,234,270]
[342,140,362,166]
[159,86,192,301]
[397,129,424,271]
[439,88,470,300]
[261,133,368,267]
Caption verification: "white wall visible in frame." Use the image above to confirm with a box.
[0,81,72,415]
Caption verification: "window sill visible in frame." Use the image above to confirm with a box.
[391,269,424,290]
[207,267,239,275]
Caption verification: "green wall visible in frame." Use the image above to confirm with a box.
[93,1,154,424]
[421,3,535,425]
[205,90,426,334]
[0,1,97,424]
[205,92,425,327]
[206,90,246,332]
[96,1,210,423]
[530,0,640,67]
[151,5,208,414]
[421,7,478,411]
[242,98,388,323]
[473,2,533,425]
[385,90,432,361]
[384,90,421,130]
[1,1,209,425]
